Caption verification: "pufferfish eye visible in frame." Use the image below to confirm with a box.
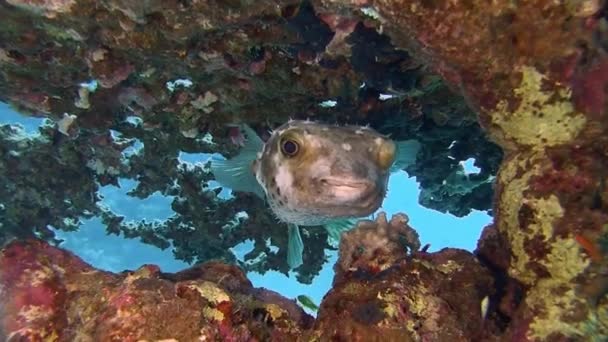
[280,138,299,157]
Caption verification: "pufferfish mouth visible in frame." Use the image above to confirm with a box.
[320,176,379,205]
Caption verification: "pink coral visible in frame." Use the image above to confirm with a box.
[571,57,608,117]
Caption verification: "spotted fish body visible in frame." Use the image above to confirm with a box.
[253,121,397,225]
[211,120,420,268]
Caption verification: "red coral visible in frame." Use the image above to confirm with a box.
[530,168,593,195]
[550,50,582,84]
[87,49,135,89]
[571,57,608,117]
[249,50,272,75]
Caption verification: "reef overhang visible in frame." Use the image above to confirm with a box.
[1,0,607,340]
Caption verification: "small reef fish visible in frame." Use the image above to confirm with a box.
[297,295,319,312]
[211,120,420,269]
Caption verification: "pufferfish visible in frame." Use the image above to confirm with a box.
[211,120,420,269]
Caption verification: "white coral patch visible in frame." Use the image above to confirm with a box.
[57,113,77,135]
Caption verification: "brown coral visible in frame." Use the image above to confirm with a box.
[335,211,420,279]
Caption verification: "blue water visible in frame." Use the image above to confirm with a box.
[1,103,492,313]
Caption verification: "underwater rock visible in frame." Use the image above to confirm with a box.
[0,239,313,341]
[312,0,608,339]
[314,213,496,340]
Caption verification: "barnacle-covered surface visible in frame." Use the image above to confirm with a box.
[1,0,607,340]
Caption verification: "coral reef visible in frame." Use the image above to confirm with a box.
[317,212,496,340]
[1,0,608,340]
[0,215,496,341]
[0,0,501,281]
[308,0,608,339]
[0,239,313,341]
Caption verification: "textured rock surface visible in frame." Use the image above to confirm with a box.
[1,0,608,340]
[0,230,495,341]
[314,213,496,341]
[0,239,313,341]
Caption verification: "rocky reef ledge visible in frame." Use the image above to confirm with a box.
[1,213,493,341]
[0,238,313,341]
[2,210,605,340]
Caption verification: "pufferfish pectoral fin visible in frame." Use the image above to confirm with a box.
[390,139,422,173]
[210,124,266,199]
[324,218,359,242]
[287,223,304,269]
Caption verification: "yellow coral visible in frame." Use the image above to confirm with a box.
[202,307,224,322]
[542,237,590,280]
[18,304,53,322]
[264,303,286,321]
[496,152,544,284]
[491,66,586,150]
[527,284,587,340]
[526,195,565,243]
[27,267,53,287]
[377,291,400,320]
[436,260,463,274]
[510,195,564,285]
[341,283,364,296]
[496,149,595,342]
[187,281,230,305]
[400,284,441,340]
[525,238,591,339]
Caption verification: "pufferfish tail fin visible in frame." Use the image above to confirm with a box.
[324,218,360,242]
[210,124,266,199]
[287,223,304,269]
[390,139,421,173]
[287,219,360,269]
